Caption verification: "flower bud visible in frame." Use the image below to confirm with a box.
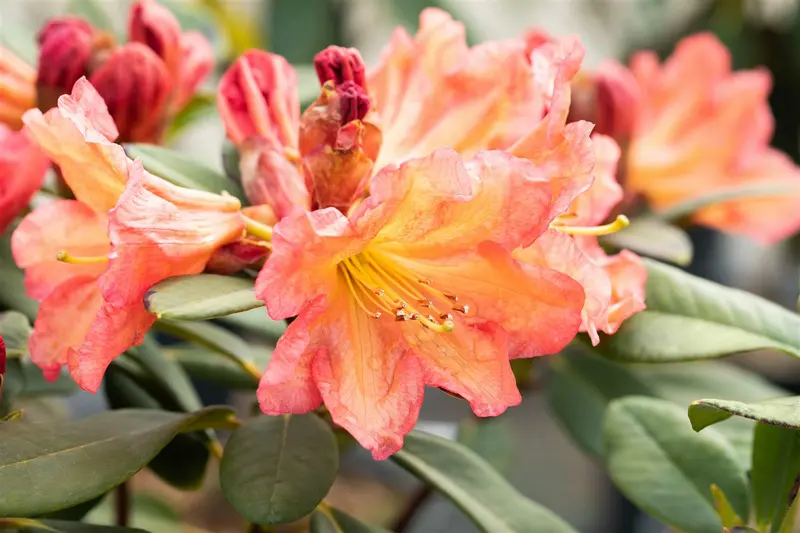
[36,17,114,112]
[568,63,640,142]
[218,50,299,148]
[88,42,172,143]
[239,135,308,219]
[0,46,36,129]
[314,46,366,89]
[129,0,182,75]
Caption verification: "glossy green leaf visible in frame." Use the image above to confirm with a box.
[0,518,148,532]
[165,93,217,140]
[37,496,106,522]
[309,506,390,533]
[595,259,800,362]
[124,144,245,202]
[547,351,653,458]
[689,397,800,431]
[222,139,241,183]
[635,361,787,467]
[0,406,237,516]
[658,182,800,221]
[220,414,339,525]
[126,336,203,412]
[457,417,516,475]
[0,234,37,321]
[104,365,211,490]
[217,307,286,342]
[711,484,744,527]
[268,0,343,64]
[392,431,578,532]
[599,217,693,265]
[166,346,264,389]
[751,423,800,531]
[0,311,31,358]
[603,397,749,533]
[154,320,264,383]
[778,494,800,533]
[145,274,263,320]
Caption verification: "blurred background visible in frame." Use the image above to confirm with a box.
[3,0,800,531]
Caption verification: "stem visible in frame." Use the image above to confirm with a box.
[115,482,130,527]
[392,487,431,533]
[242,215,273,242]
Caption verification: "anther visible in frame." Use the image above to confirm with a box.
[453,305,470,315]
[444,293,458,302]
[439,313,454,321]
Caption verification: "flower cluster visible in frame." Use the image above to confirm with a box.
[2,4,800,460]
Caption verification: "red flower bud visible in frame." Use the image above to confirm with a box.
[36,18,99,111]
[314,46,367,89]
[336,81,370,123]
[88,42,172,143]
[128,0,182,75]
[568,64,640,143]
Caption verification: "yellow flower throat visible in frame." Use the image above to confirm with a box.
[339,249,467,333]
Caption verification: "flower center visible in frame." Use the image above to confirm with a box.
[338,248,467,333]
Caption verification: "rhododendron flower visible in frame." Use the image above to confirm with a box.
[13,78,244,391]
[33,0,212,142]
[0,125,50,233]
[256,149,585,459]
[0,46,36,129]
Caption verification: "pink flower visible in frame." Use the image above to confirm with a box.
[0,125,49,233]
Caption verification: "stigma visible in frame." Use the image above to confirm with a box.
[56,251,109,265]
[551,214,630,236]
[339,249,466,333]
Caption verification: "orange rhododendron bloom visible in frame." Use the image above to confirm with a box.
[230,8,643,458]
[13,78,244,391]
[0,125,49,233]
[0,46,36,129]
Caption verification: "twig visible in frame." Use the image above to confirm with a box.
[115,482,130,527]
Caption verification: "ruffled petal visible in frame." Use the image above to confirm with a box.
[12,200,109,300]
[514,230,610,345]
[218,50,299,148]
[0,45,36,129]
[102,163,244,308]
[597,249,647,335]
[22,78,130,211]
[365,149,556,253]
[0,126,50,233]
[397,241,584,358]
[568,134,623,226]
[28,275,102,381]
[370,8,539,166]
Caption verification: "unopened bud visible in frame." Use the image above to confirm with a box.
[129,0,182,75]
[0,46,36,129]
[336,81,370,123]
[89,42,172,143]
[568,63,640,142]
[218,50,299,148]
[36,18,100,111]
[314,46,366,89]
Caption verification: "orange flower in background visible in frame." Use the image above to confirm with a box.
[255,149,585,459]
[0,125,49,234]
[13,79,244,391]
[26,0,213,143]
[0,46,36,129]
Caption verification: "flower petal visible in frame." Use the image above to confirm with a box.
[101,163,244,308]
[0,126,50,233]
[366,149,556,253]
[28,275,102,381]
[239,135,309,218]
[69,300,155,392]
[128,0,182,76]
[22,77,129,211]
[12,200,109,300]
[171,31,214,112]
[597,249,647,335]
[370,8,539,166]
[0,45,36,129]
[569,134,623,226]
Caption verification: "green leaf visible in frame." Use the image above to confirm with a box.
[595,258,800,362]
[154,320,264,383]
[457,417,516,475]
[387,0,480,45]
[166,346,264,389]
[165,93,217,141]
[391,431,578,532]
[86,492,182,533]
[547,351,653,458]
[599,217,693,265]
[104,365,212,490]
[124,144,246,202]
[268,0,343,64]
[603,397,749,533]
[67,0,114,31]
[636,361,787,467]
[711,484,744,527]
[0,518,149,532]
[0,406,237,516]
[222,139,241,183]
[689,397,800,431]
[220,414,339,525]
[0,234,37,321]
[217,308,286,342]
[296,64,322,109]
[309,506,390,533]
[657,182,800,222]
[751,423,800,531]
[145,274,263,321]
[0,311,32,358]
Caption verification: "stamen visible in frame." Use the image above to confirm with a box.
[56,251,109,265]
[242,215,273,242]
[552,214,630,236]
